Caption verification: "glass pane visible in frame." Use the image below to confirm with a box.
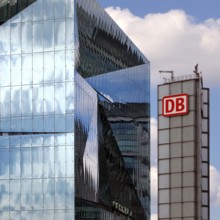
[66,18,73,49]
[55,147,65,177]
[55,83,65,114]
[0,24,10,55]
[22,22,32,53]
[11,86,21,117]
[9,148,20,178]
[10,180,21,210]
[33,53,43,84]
[33,0,43,21]
[65,178,74,209]
[10,211,20,220]
[55,19,65,50]
[43,20,54,51]
[55,0,65,18]
[55,52,65,82]
[0,56,10,86]
[32,147,43,178]
[66,147,74,177]
[43,0,54,19]
[11,23,21,54]
[32,179,43,209]
[33,21,43,52]
[0,148,9,179]
[44,147,55,178]
[21,179,31,210]
[44,115,55,132]
[44,211,55,220]
[0,136,9,148]
[33,116,44,132]
[32,86,44,114]
[55,178,65,209]
[21,211,32,220]
[21,86,33,116]
[44,84,54,114]
[44,179,55,209]
[21,148,31,178]
[32,211,44,220]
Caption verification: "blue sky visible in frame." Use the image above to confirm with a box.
[97,0,220,219]
[98,0,220,21]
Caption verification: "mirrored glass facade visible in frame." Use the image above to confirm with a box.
[0,0,150,219]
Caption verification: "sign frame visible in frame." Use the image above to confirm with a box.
[162,93,189,117]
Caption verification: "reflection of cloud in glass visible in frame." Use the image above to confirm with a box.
[87,64,149,103]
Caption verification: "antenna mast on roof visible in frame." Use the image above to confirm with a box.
[159,70,174,81]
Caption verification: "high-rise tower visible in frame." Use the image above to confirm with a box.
[158,72,210,219]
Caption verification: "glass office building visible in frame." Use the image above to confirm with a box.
[0,0,150,219]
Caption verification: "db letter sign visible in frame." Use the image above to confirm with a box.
[162,94,189,117]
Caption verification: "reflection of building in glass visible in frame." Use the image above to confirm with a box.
[0,0,150,219]
[158,74,210,220]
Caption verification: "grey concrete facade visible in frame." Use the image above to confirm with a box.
[158,74,209,220]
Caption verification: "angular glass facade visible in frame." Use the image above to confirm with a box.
[0,0,150,219]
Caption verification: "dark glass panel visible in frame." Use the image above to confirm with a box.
[0,0,36,25]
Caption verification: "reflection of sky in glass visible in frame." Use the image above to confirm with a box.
[75,72,99,192]
[87,64,150,104]
[0,0,75,216]
[0,133,74,211]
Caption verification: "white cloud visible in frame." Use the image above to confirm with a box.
[151,213,158,220]
[150,166,158,215]
[210,165,220,206]
[105,7,220,87]
[150,117,157,167]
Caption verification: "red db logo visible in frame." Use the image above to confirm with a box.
[162,94,189,117]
